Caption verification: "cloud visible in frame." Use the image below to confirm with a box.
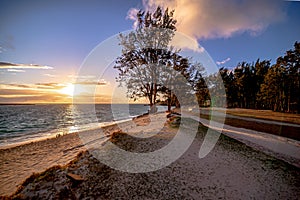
[0,35,14,53]
[7,69,25,73]
[129,0,285,41]
[0,84,30,90]
[0,84,55,102]
[0,83,72,103]
[170,32,205,52]
[0,83,64,91]
[43,73,57,78]
[216,58,231,65]
[0,94,70,104]
[0,47,5,53]
[35,83,65,89]
[0,62,53,69]
[0,89,46,96]
[127,8,140,29]
[76,80,107,85]
[68,75,108,86]
[0,84,32,90]
[67,75,96,79]
[67,74,101,84]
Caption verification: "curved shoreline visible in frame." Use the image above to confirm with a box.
[6,112,300,199]
[0,117,133,150]
[0,118,135,196]
[1,110,299,197]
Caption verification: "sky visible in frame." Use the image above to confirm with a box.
[0,0,299,104]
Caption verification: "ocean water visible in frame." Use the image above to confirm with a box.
[0,104,166,146]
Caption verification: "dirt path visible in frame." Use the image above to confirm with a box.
[185,111,300,168]
[207,108,300,125]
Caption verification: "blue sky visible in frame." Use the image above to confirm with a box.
[202,3,300,67]
[0,0,299,103]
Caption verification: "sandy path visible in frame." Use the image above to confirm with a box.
[185,111,300,167]
[201,108,300,125]
[201,109,300,127]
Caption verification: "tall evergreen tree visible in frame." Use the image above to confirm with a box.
[216,41,299,113]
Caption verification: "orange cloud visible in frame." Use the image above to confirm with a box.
[129,0,285,40]
[0,62,53,70]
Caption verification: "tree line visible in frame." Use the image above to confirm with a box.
[114,6,299,114]
[211,42,299,113]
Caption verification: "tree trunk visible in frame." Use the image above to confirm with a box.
[149,104,157,113]
[167,100,171,112]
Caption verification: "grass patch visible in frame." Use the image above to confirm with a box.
[224,108,300,125]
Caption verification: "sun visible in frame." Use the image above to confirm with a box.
[58,83,74,97]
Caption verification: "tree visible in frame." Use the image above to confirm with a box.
[254,59,270,109]
[114,7,192,112]
[188,62,209,107]
[206,41,298,113]
[281,42,300,113]
[258,42,299,113]
[219,67,237,108]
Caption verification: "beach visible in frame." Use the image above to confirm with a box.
[1,0,299,199]
[0,120,123,197]
[0,131,84,196]
[1,112,299,199]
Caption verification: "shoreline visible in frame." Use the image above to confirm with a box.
[6,112,300,199]
[2,107,299,150]
[0,117,135,150]
[1,110,299,197]
[0,112,165,196]
[0,117,136,196]
[0,109,167,150]
[0,104,171,149]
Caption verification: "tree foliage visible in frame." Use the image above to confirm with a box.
[113,7,300,114]
[114,7,206,111]
[212,42,300,113]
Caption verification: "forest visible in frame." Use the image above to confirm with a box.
[211,42,300,113]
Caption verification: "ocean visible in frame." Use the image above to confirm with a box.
[0,104,167,147]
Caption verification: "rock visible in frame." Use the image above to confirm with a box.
[66,173,85,182]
